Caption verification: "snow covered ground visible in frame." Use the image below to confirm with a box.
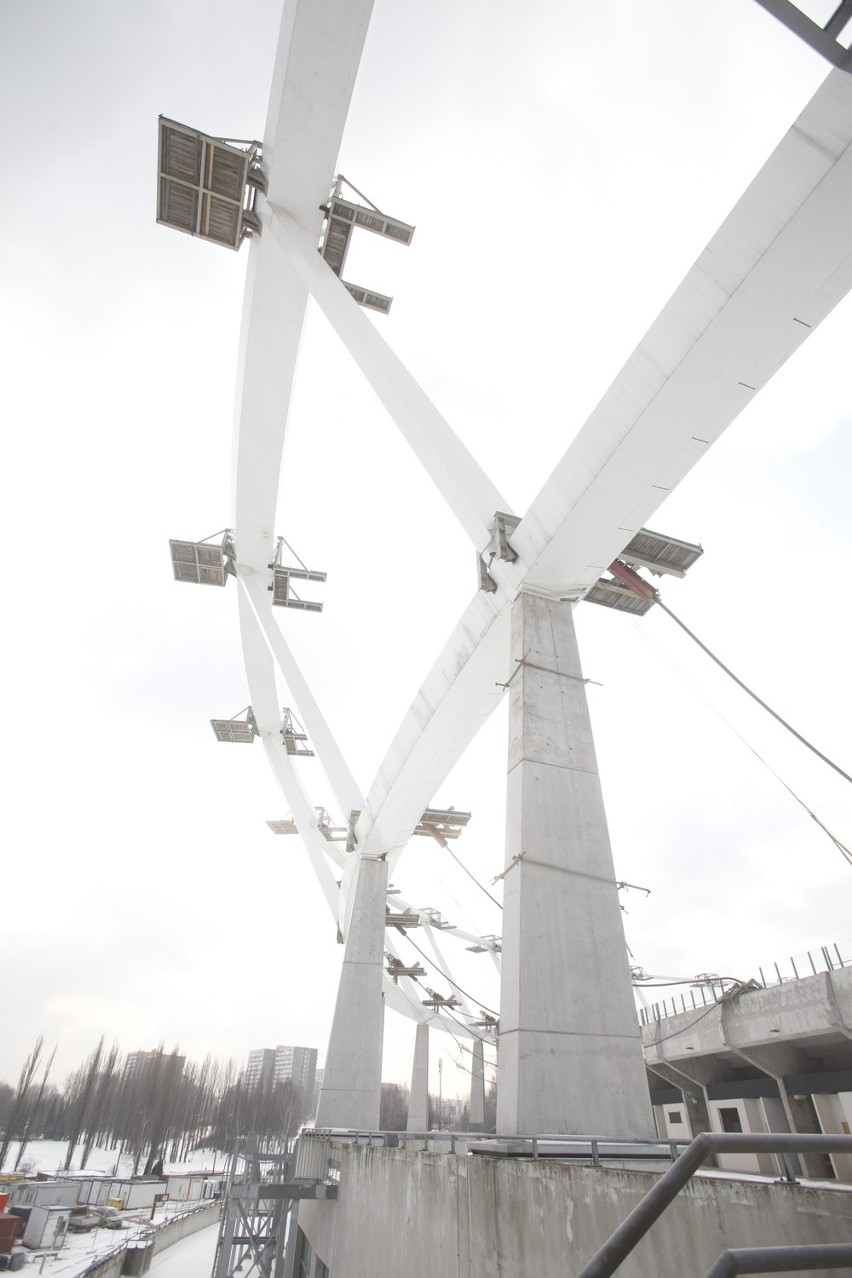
[0,1140,223,1276]
[149,1222,219,1276]
[0,1138,227,1178]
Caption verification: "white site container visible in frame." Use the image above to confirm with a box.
[22,1204,70,1249]
[107,1180,167,1211]
[11,1181,79,1210]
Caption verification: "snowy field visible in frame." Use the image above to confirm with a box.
[0,1138,227,1178]
[0,1140,223,1277]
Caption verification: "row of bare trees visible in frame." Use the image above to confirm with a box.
[0,1038,311,1175]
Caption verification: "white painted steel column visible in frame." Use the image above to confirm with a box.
[469,1039,485,1132]
[316,856,388,1129]
[496,591,653,1137]
[407,1023,429,1131]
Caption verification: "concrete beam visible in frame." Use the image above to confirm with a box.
[496,591,653,1137]
[316,857,388,1129]
[469,1039,486,1132]
[407,1023,429,1132]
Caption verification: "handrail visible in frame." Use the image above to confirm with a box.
[575,1132,852,1278]
[705,1243,852,1277]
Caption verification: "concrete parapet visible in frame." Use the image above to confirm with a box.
[296,1143,852,1278]
[149,1201,220,1258]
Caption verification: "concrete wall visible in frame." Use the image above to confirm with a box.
[77,1250,126,1278]
[297,1144,852,1278]
[150,1201,220,1258]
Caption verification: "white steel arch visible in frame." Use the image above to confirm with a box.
[227,0,852,1051]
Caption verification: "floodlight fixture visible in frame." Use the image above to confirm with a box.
[267,818,299,835]
[266,807,345,838]
[318,175,414,315]
[316,807,347,842]
[474,1012,499,1030]
[692,972,722,987]
[421,989,460,1010]
[414,808,472,840]
[211,707,257,743]
[386,908,422,932]
[584,576,655,616]
[420,908,452,930]
[169,530,235,586]
[157,117,266,251]
[385,955,426,983]
[269,537,326,612]
[585,526,702,615]
[342,283,393,314]
[281,708,313,756]
[620,527,703,578]
[466,935,502,954]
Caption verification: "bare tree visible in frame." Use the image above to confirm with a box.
[0,1035,45,1172]
[14,1044,56,1170]
[64,1037,104,1171]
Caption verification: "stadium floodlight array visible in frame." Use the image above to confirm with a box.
[265,806,346,839]
[210,707,257,743]
[414,807,472,840]
[385,955,427,983]
[420,907,453,930]
[584,526,702,614]
[319,175,414,314]
[281,708,314,756]
[169,530,235,586]
[386,908,422,932]
[269,536,327,612]
[420,989,460,1009]
[465,935,502,954]
[157,117,266,250]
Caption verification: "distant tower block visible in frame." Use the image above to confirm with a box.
[496,590,653,1137]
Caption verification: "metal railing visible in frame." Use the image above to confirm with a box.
[575,1132,852,1278]
[301,1127,695,1165]
[704,1242,852,1277]
[637,940,850,1026]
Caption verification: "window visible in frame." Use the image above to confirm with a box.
[667,1110,683,1125]
[295,1229,313,1278]
[719,1106,743,1133]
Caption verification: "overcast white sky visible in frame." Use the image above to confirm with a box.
[1,0,850,1101]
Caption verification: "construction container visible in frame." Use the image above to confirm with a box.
[10,1180,78,1210]
[0,1213,20,1254]
[21,1204,70,1249]
[107,1180,166,1211]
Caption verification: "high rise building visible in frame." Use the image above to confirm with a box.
[243,1048,276,1088]
[244,1045,317,1100]
[124,1049,185,1080]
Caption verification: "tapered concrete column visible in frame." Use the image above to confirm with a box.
[469,1038,486,1131]
[407,1023,429,1131]
[496,591,653,1137]
[316,856,388,1129]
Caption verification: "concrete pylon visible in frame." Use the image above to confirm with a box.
[316,856,388,1129]
[407,1023,429,1131]
[469,1038,486,1131]
[496,590,653,1137]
